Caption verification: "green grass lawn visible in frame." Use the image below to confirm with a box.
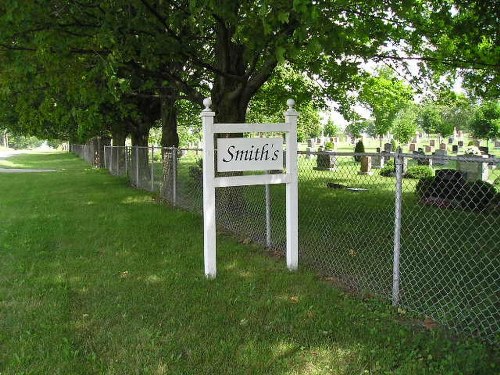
[0,152,498,374]
[165,152,499,343]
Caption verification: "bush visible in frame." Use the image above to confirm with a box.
[324,141,334,151]
[391,139,397,151]
[379,159,395,177]
[354,140,365,162]
[189,158,203,183]
[404,166,434,179]
[460,180,497,210]
[415,176,436,200]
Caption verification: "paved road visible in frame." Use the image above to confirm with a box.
[0,150,56,173]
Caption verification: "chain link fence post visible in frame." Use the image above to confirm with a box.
[392,148,403,306]
[172,147,177,207]
[151,145,155,192]
[135,146,139,186]
[265,181,272,248]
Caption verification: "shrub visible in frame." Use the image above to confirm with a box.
[460,180,497,210]
[404,166,434,179]
[354,140,365,162]
[379,159,395,177]
[467,140,475,146]
[415,176,436,200]
[189,158,203,183]
[324,141,334,151]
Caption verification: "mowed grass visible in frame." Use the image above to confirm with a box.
[0,153,497,374]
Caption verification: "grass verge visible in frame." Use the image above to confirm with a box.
[0,152,497,374]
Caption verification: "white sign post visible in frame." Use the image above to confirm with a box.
[201,98,298,278]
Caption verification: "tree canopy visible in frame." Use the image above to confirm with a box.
[0,1,498,145]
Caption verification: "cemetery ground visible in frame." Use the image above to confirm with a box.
[0,153,498,374]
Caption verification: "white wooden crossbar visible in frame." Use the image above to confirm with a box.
[213,123,289,133]
[214,173,290,188]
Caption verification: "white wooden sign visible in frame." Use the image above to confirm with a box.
[216,137,283,172]
[201,98,298,278]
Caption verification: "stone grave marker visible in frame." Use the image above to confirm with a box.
[440,143,447,150]
[457,156,489,182]
[433,149,447,166]
[384,143,392,153]
[358,156,373,175]
[452,145,459,153]
[372,154,385,169]
[409,143,416,152]
[425,145,434,153]
[429,139,435,147]
[494,140,500,149]
[458,140,464,147]
[479,146,489,155]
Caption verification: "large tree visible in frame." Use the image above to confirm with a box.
[357,67,414,147]
[469,100,500,146]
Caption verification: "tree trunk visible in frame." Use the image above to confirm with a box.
[160,88,179,148]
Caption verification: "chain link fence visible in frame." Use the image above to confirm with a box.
[75,145,499,343]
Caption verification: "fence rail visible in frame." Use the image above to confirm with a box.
[72,144,500,343]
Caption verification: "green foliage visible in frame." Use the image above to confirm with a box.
[357,68,414,138]
[415,176,435,200]
[345,120,366,139]
[353,140,365,162]
[417,103,454,138]
[404,166,434,179]
[392,105,418,144]
[379,159,396,177]
[324,119,340,137]
[461,180,497,210]
[324,141,334,151]
[468,100,500,141]
[7,134,43,150]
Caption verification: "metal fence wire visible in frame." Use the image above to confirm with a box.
[75,145,499,343]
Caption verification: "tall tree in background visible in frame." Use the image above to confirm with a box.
[392,105,418,144]
[357,68,414,147]
[468,101,500,147]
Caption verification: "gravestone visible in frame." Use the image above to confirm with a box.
[458,140,464,147]
[413,150,432,166]
[452,145,459,153]
[457,156,489,181]
[307,139,314,148]
[376,147,381,153]
[429,139,436,147]
[372,154,385,169]
[401,157,408,174]
[384,143,393,153]
[409,143,416,152]
[306,147,314,159]
[440,143,447,150]
[448,137,453,144]
[358,156,373,175]
[479,146,489,155]
[495,140,500,149]
[425,145,434,153]
[433,149,448,166]
[314,151,337,171]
